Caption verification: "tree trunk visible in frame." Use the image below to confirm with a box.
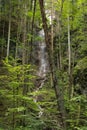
[39,0,67,129]
[67,14,73,99]
[7,13,11,59]
[22,9,27,65]
[30,0,37,61]
[21,3,28,126]
[50,0,54,87]
[55,0,64,70]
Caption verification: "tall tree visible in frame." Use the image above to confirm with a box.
[39,0,67,129]
[7,0,11,59]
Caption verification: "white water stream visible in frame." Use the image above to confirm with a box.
[38,30,48,78]
[34,30,48,117]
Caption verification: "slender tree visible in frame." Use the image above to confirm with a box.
[30,0,37,61]
[7,0,11,59]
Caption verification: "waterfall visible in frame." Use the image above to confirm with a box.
[38,43,46,77]
[38,30,48,78]
[34,29,48,117]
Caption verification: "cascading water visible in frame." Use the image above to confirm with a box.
[34,29,48,117]
[38,30,48,78]
[38,43,46,77]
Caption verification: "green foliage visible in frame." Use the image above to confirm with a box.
[0,60,39,129]
[0,0,87,129]
[74,57,87,71]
